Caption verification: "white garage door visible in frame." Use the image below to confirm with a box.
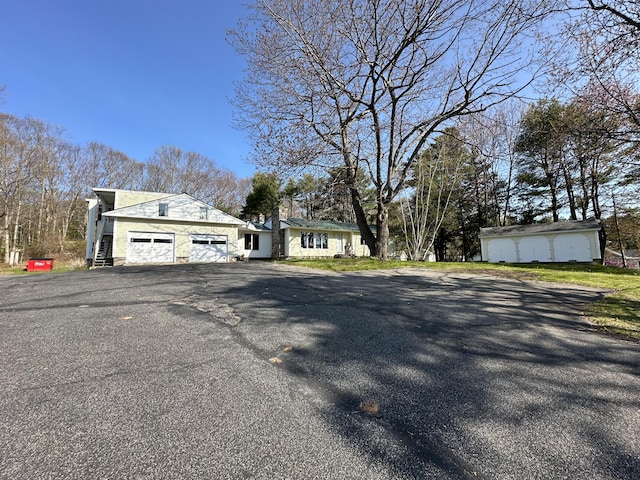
[519,236,552,262]
[553,233,592,262]
[126,232,175,264]
[189,234,228,263]
[487,237,517,262]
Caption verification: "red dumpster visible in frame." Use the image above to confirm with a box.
[27,258,54,272]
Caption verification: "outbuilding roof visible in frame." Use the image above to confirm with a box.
[479,219,601,238]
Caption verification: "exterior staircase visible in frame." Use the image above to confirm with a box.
[94,235,113,267]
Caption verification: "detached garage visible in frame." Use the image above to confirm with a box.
[479,220,602,264]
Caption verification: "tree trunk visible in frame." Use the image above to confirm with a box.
[2,215,9,264]
[376,201,389,260]
[350,186,376,257]
[561,159,578,220]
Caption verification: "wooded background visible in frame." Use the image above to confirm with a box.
[1,1,638,264]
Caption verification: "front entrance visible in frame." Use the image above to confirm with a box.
[336,233,344,254]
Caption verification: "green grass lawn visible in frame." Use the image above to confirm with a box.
[281,258,640,339]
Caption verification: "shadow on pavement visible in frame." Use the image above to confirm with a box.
[204,264,640,479]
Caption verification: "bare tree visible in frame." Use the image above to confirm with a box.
[457,100,526,226]
[82,142,145,191]
[230,0,551,259]
[552,2,640,146]
[0,114,30,263]
[143,145,250,215]
[400,131,467,261]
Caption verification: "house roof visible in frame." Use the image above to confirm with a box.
[282,218,375,232]
[479,219,601,238]
[240,221,272,232]
[93,187,171,207]
[103,192,245,225]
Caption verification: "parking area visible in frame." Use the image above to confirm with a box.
[1,263,638,479]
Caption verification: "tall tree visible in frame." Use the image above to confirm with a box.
[552,1,640,150]
[230,0,550,259]
[240,172,282,219]
[0,114,36,263]
[82,142,144,191]
[399,129,468,261]
[514,99,567,222]
[458,101,526,227]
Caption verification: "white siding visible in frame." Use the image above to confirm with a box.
[239,232,272,259]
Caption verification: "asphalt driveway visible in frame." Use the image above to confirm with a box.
[1,263,638,479]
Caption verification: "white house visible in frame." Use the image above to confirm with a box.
[238,221,273,259]
[479,220,602,263]
[86,188,245,266]
[86,188,373,266]
[280,218,372,258]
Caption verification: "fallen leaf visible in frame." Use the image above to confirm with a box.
[359,400,381,416]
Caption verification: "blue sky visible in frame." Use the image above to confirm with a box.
[0,0,256,178]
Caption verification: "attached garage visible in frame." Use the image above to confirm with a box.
[189,234,229,263]
[126,232,175,264]
[93,191,245,267]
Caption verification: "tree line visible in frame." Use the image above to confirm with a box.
[242,94,639,262]
[0,111,250,264]
[3,1,639,265]
[230,0,640,260]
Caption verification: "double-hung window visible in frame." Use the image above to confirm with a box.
[244,233,260,250]
[158,203,169,217]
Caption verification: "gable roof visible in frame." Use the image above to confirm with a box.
[479,219,601,238]
[281,218,375,233]
[103,193,244,225]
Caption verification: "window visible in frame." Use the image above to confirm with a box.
[301,231,329,249]
[244,233,260,250]
[199,207,208,220]
[360,237,367,246]
[158,203,169,217]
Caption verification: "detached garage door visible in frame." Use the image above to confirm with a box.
[553,233,592,262]
[189,234,228,263]
[126,232,175,264]
[486,237,517,263]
